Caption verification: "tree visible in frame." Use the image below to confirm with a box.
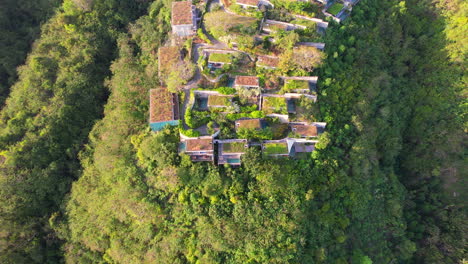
[167,60,195,93]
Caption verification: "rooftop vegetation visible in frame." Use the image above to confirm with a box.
[237,127,273,140]
[208,95,231,107]
[263,96,288,114]
[327,2,344,16]
[209,53,232,63]
[263,142,288,155]
[204,11,258,40]
[222,142,246,153]
[283,79,309,92]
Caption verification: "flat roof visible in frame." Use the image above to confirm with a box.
[263,142,289,154]
[291,124,318,137]
[186,138,213,152]
[236,118,264,129]
[172,1,193,26]
[158,46,180,77]
[234,76,259,87]
[294,142,315,152]
[149,88,176,123]
[257,55,279,68]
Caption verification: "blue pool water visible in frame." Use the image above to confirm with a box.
[287,99,296,113]
[197,98,208,109]
[227,158,241,164]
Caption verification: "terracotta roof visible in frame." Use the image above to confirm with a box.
[172,1,193,26]
[291,124,318,137]
[236,0,259,6]
[234,76,259,87]
[257,55,279,68]
[158,46,180,77]
[236,118,263,130]
[186,138,213,152]
[149,88,176,123]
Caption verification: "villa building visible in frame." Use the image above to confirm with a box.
[234,76,260,89]
[149,88,180,131]
[180,137,214,162]
[216,139,248,166]
[171,1,197,37]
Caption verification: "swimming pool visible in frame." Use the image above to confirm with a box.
[227,158,241,164]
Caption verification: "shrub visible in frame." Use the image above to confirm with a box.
[180,128,201,137]
[185,108,210,128]
[197,28,212,44]
[216,87,236,95]
[237,127,273,140]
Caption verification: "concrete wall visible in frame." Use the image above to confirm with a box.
[173,24,195,37]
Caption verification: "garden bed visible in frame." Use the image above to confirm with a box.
[209,53,232,63]
[223,142,246,153]
[327,2,344,16]
[263,143,288,155]
[262,96,288,114]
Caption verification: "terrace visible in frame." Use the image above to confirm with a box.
[281,76,318,94]
[261,95,288,114]
[181,137,214,162]
[296,42,326,50]
[204,11,258,41]
[158,46,181,79]
[256,55,279,69]
[149,88,179,131]
[290,141,316,158]
[216,139,248,165]
[208,53,232,69]
[207,95,232,108]
[327,2,344,16]
[290,123,318,137]
[262,140,289,156]
[262,19,306,34]
[235,118,266,130]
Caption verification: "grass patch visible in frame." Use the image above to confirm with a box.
[327,2,344,16]
[263,97,287,114]
[204,11,258,40]
[223,142,246,153]
[208,95,231,107]
[209,53,232,63]
[263,143,288,155]
[283,80,309,92]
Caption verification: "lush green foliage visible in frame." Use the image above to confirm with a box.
[0,0,152,262]
[0,0,61,106]
[327,3,344,16]
[237,127,274,140]
[216,86,237,95]
[0,0,465,263]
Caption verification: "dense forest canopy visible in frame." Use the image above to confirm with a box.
[0,0,61,105]
[0,0,465,263]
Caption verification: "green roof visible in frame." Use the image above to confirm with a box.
[263,142,288,155]
[208,95,231,107]
[222,142,246,153]
[209,53,232,63]
[263,97,287,114]
[328,2,344,16]
[284,80,309,90]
